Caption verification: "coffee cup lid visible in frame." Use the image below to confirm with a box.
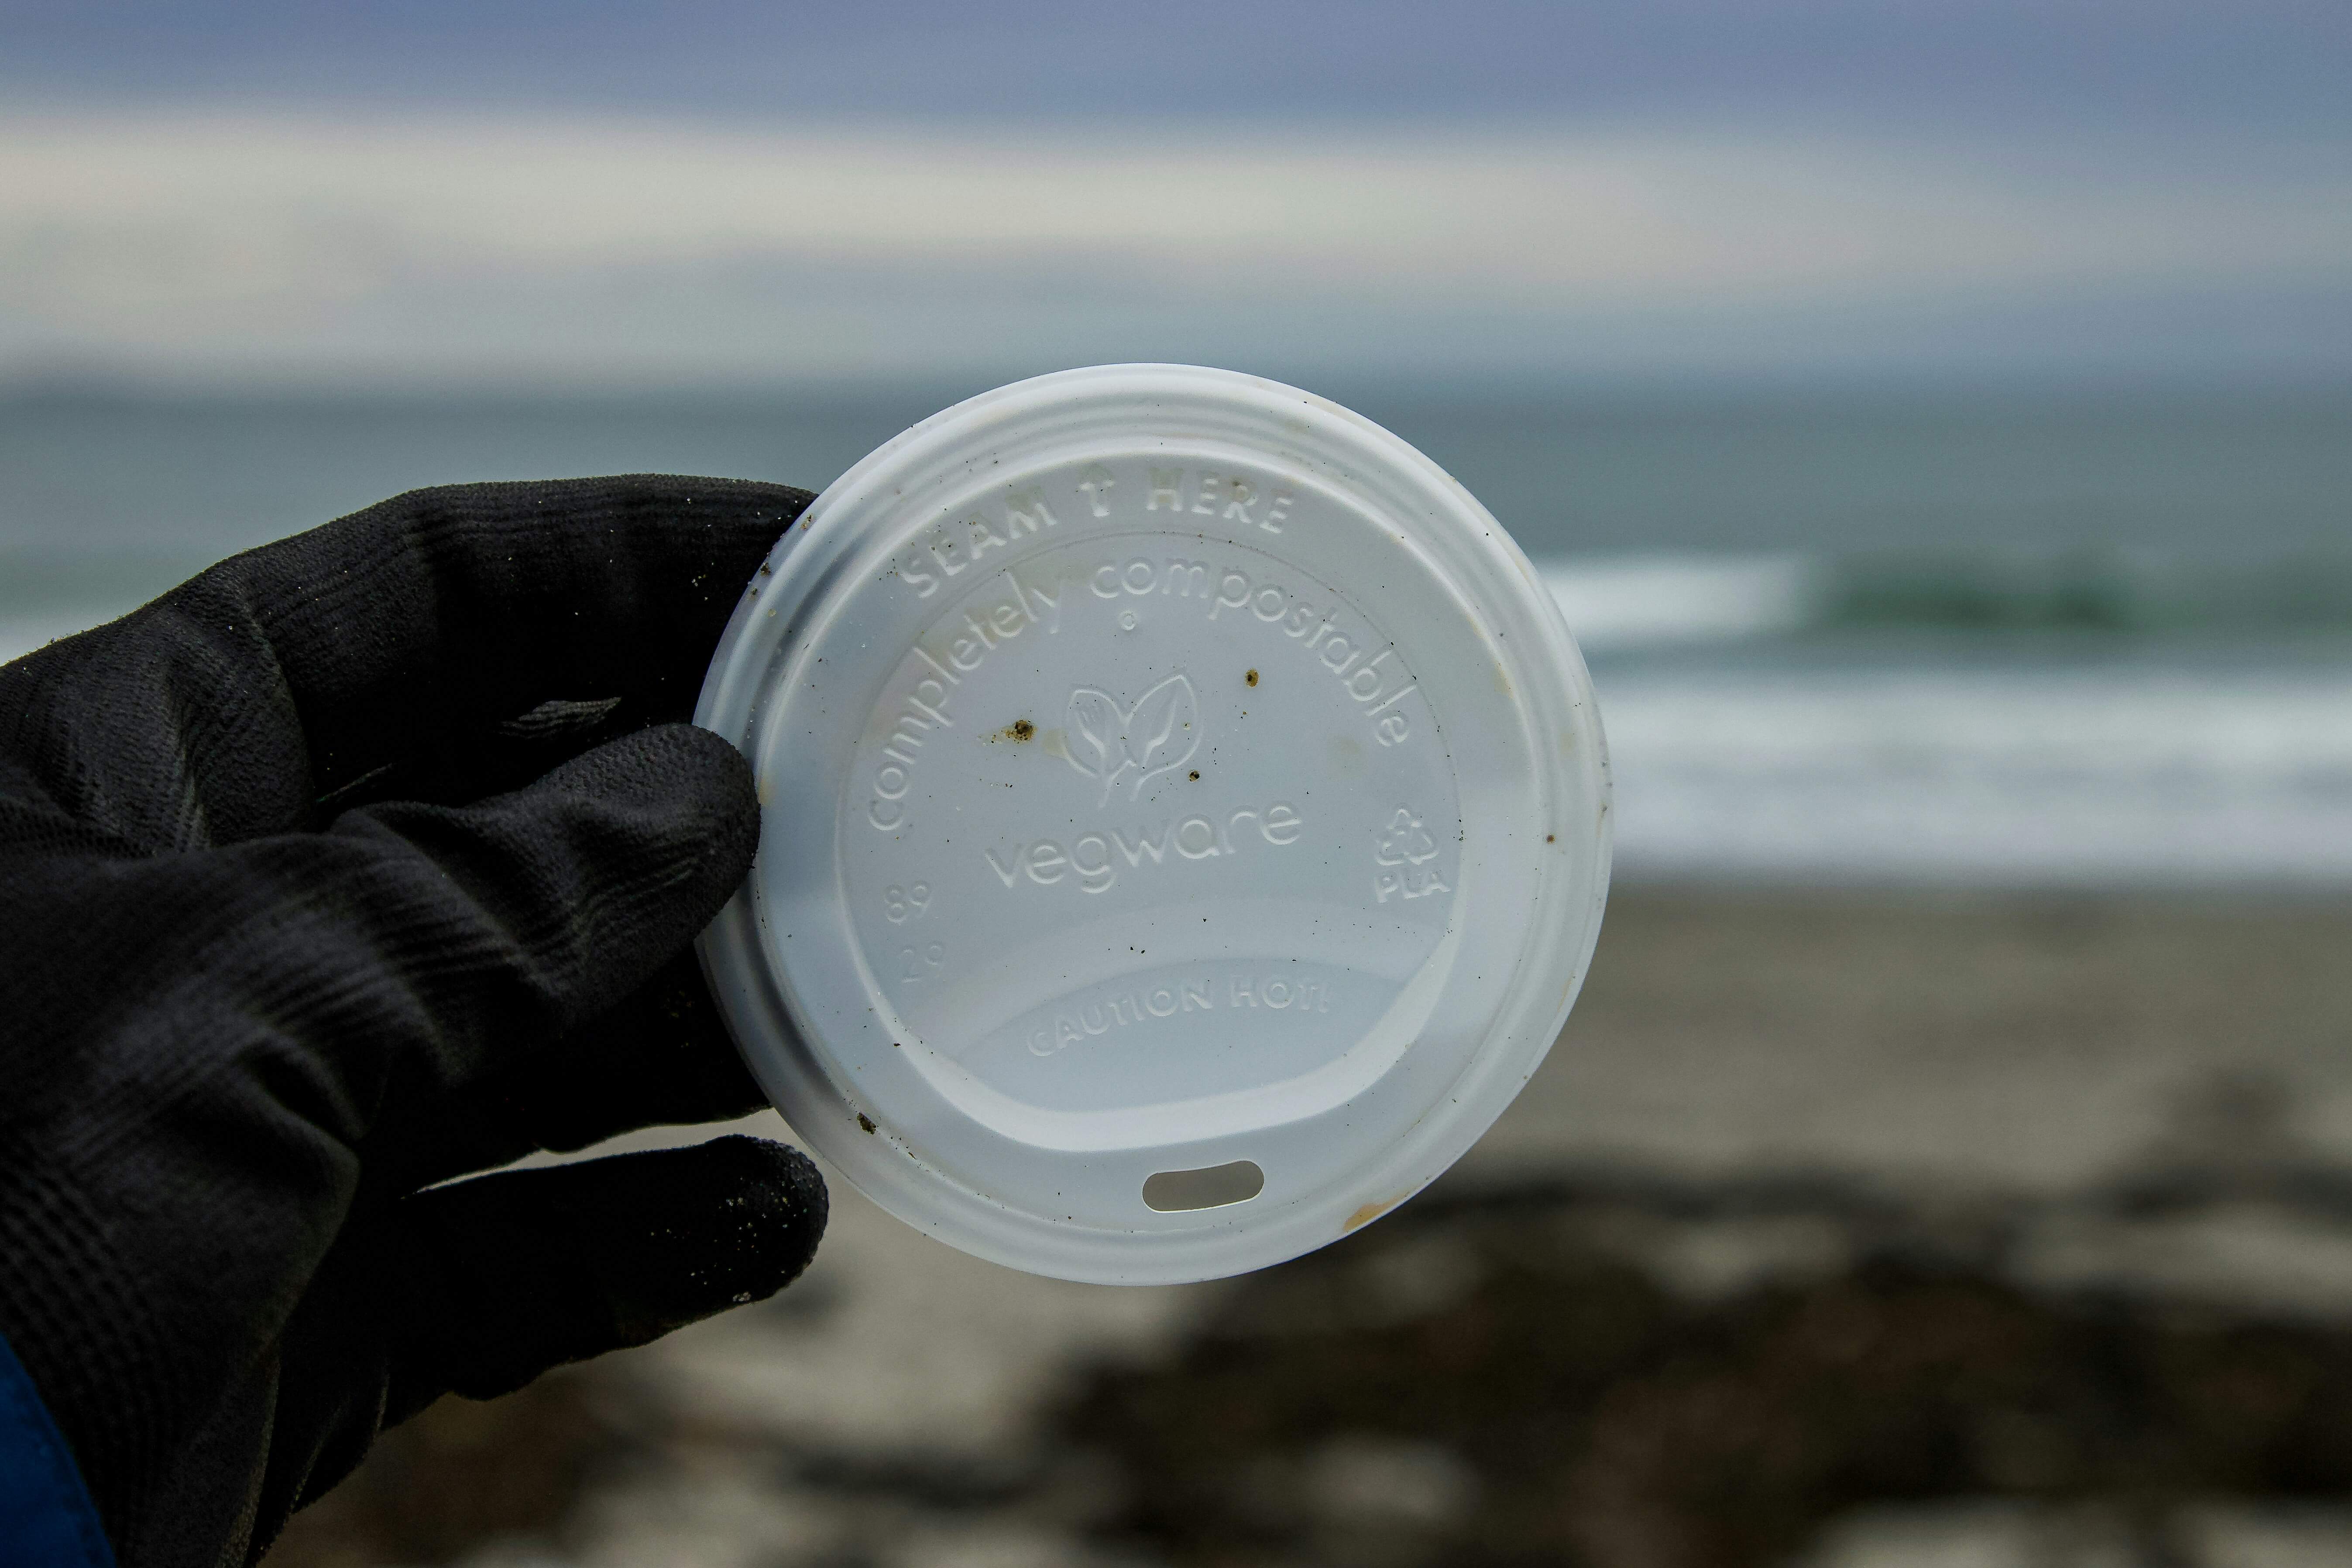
[697,365,1610,1283]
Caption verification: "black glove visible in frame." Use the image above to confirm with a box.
[0,475,827,1568]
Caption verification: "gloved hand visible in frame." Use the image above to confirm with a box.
[0,475,826,1568]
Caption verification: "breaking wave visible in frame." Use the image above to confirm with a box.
[1541,550,2352,651]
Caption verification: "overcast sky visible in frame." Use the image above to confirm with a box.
[8,1,2345,131]
[3,1,2345,388]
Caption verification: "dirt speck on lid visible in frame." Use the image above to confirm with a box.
[856,1114,877,1134]
[992,719,1037,742]
[1245,669,1259,686]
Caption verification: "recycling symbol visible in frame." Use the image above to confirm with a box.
[1374,807,1440,867]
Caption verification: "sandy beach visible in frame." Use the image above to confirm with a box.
[1477,885,2352,1193]
[260,885,2352,1568]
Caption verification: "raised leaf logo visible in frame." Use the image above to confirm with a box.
[1064,673,1200,804]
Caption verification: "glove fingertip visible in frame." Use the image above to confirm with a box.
[387,1137,828,1411]
[546,721,757,827]
[570,1133,827,1342]
[682,1134,830,1309]
[573,722,759,890]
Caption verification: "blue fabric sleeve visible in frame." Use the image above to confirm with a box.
[0,1329,113,1568]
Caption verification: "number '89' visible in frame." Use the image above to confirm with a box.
[883,883,931,923]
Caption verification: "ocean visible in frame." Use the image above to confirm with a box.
[4,381,2347,888]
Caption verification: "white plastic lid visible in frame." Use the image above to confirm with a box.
[696,365,1610,1284]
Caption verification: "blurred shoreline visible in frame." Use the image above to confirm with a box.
[13,572,2345,889]
[10,382,2348,892]
[1480,884,2352,1194]
[263,881,2352,1568]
